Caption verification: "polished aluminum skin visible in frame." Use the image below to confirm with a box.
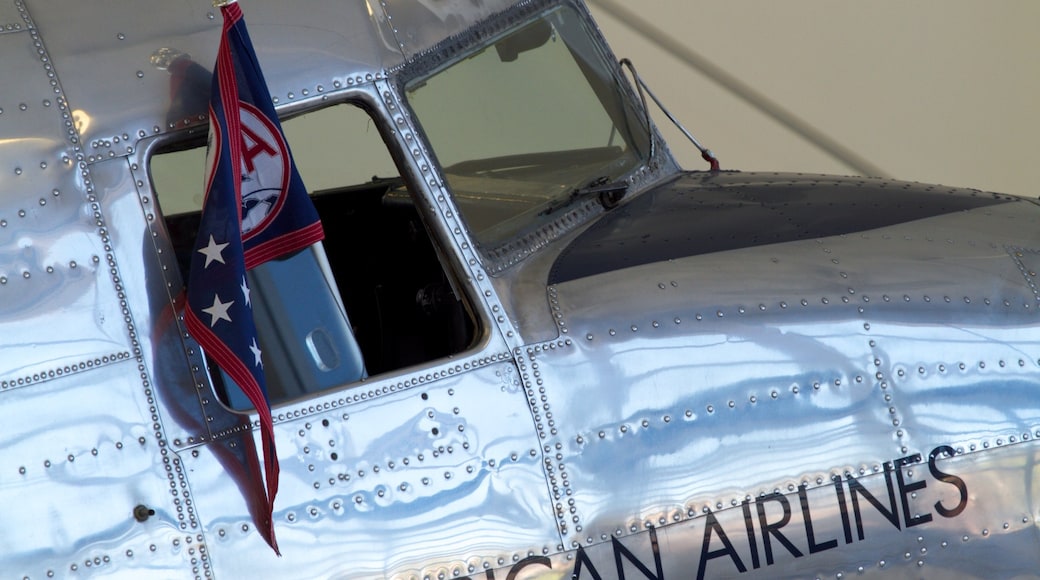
[1,0,1038,579]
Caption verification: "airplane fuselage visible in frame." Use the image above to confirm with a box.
[0,0,1037,578]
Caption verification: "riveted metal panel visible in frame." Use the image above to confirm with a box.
[6,0,1038,576]
[26,0,406,157]
[763,204,1040,459]
[381,0,518,58]
[514,197,1040,571]
[29,0,220,162]
[89,153,212,450]
[0,6,26,37]
[0,364,201,578]
[0,1,28,32]
[187,361,557,579]
[0,153,129,389]
[531,293,890,548]
[792,203,1040,314]
[0,7,128,386]
[874,318,1040,452]
[458,442,1040,579]
[0,29,75,188]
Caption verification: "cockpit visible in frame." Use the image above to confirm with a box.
[148,3,651,410]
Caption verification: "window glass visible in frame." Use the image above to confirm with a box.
[150,103,477,409]
[150,105,398,215]
[405,6,651,248]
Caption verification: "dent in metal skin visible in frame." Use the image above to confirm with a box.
[185,361,558,578]
[0,9,126,382]
[0,365,195,576]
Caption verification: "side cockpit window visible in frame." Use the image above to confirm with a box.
[149,103,477,409]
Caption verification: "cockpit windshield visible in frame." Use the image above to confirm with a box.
[405,5,652,250]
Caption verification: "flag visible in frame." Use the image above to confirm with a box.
[184,0,324,554]
[220,3,324,266]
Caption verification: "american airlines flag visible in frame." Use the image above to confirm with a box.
[185,1,324,554]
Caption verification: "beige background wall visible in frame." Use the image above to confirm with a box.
[587,1,1039,198]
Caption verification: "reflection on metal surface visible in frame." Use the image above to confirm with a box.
[71,109,91,134]
[149,47,190,71]
[1,0,1039,577]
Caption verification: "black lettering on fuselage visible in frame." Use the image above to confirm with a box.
[755,492,804,565]
[466,445,970,580]
[696,509,746,580]
[612,526,663,580]
[929,445,968,518]
[506,556,551,580]
[893,454,933,528]
[846,462,900,540]
[832,475,854,545]
[740,499,761,570]
[798,484,838,553]
[572,545,604,580]
[572,525,662,580]
[464,557,555,580]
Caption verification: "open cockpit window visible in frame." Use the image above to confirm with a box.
[150,103,477,410]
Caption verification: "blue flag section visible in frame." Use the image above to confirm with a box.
[220,4,324,268]
[184,1,324,555]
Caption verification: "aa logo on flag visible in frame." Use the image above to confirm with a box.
[204,101,293,238]
[239,102,291,237]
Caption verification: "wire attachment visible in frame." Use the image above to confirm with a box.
[620,58,720,172]
[213,0,237,7]
[701,149,720,172]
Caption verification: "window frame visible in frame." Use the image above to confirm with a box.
[144,95,487,412]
